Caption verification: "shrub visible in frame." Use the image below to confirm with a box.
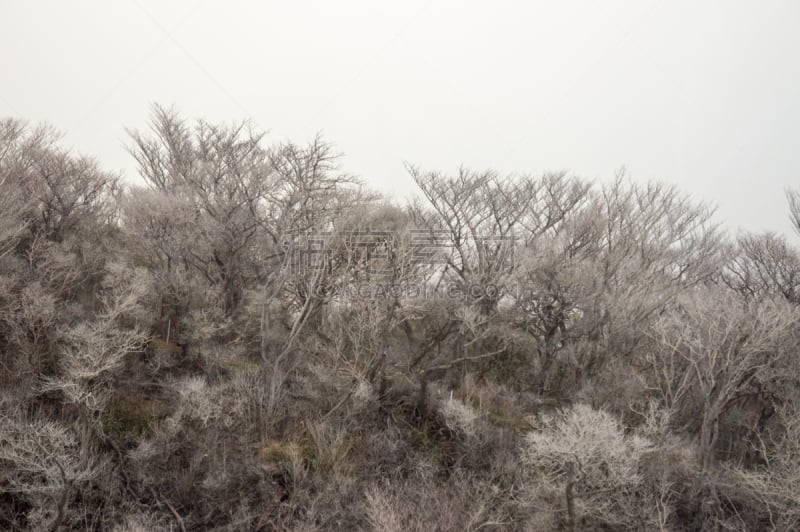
[521,403,653,529]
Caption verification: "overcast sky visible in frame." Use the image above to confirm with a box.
[2,1,799,235]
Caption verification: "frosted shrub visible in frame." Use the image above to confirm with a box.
[353,378,375,404]
[0,417,100,531]
[523,403,650,486]
[171,376,225,427]
[521,403,652,528]
[440,396,478,436]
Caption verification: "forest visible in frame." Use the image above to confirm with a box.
[2,106,800,531]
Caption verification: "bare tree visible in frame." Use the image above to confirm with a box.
[405,166,590,406]
[504,176,723,394]
[408,165,589,315]
[319,203,421,389]
[648,290,799,471]
[722,231,800,303]
[786,188,800,236]
[127,104,271,315]
[0,119,51,257]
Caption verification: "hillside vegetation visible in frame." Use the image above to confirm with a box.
[2,108,800,531]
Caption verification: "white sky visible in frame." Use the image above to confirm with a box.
[2,1,799,235]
